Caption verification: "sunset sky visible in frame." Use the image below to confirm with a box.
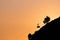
[0,0,60,40]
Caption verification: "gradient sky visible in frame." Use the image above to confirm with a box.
[0,0,60,40]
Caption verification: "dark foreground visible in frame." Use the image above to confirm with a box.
[28,17,60,40]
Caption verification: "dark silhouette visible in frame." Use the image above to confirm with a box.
[28,33,32,40]
[37,24,40,28]
[28,17,60,40]
[43,16,50,24]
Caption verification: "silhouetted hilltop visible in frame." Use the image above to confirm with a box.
[28,17,60,40]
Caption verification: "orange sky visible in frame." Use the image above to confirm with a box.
[0,0,60,40]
